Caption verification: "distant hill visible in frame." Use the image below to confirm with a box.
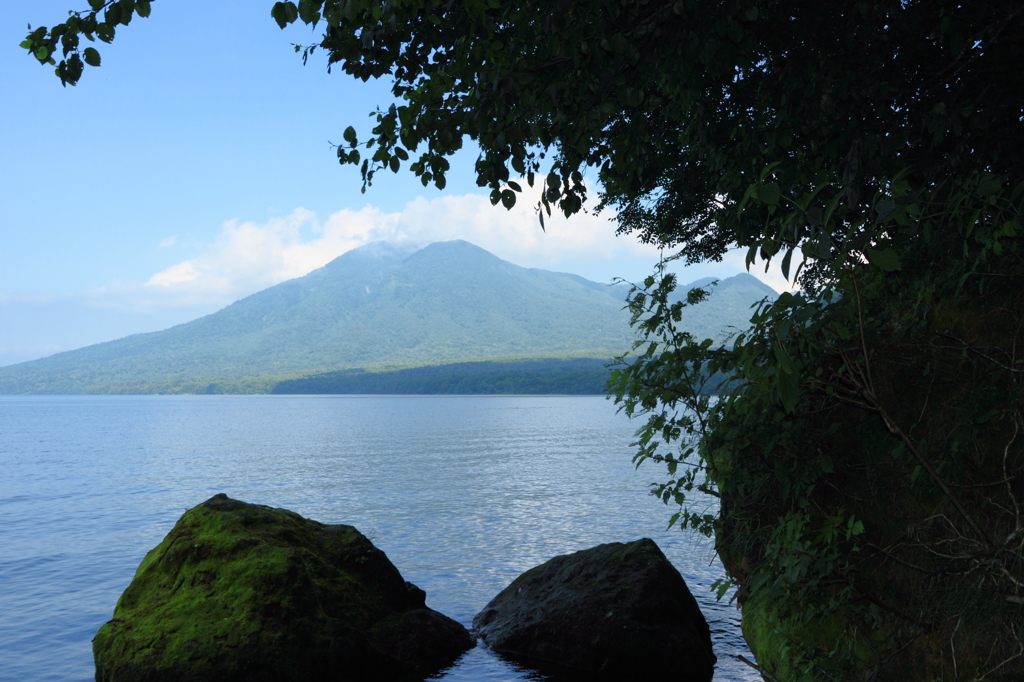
[0,241,777,394]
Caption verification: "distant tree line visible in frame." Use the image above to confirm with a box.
[272,358,737,395]
[272,358,612,395]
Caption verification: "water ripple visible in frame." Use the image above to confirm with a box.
[0,395,759,681]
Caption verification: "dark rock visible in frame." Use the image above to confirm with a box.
[93,494,473,682]
[472,538,716,680]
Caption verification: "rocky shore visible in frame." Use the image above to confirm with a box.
[94,495,715,681]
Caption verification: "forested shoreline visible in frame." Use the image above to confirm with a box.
[271,358,613,395]
[271,358,740,396]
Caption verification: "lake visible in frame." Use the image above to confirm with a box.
[0,395,757,681]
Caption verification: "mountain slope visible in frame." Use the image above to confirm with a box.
[0,241,778,394]
[672,272,778,343]
[0,241,631,393]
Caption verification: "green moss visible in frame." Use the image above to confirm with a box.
[741,594,886,682]
[94,494,468,682]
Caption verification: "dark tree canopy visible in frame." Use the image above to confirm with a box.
[24,2,1024,679]
[28,2,1024,273]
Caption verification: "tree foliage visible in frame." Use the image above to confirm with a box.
[24,1,1024,678]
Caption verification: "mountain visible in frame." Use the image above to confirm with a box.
[0,241,777,394]
[669,272,778,341]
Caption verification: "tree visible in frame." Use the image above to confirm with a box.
[24,1,1024,679]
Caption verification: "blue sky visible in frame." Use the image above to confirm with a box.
[1,1,785,366]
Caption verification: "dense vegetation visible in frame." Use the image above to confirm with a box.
[25,1,1024,678]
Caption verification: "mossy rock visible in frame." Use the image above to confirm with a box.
[93,494,473,681]
[472,538,716,680]
[739,591,889,682]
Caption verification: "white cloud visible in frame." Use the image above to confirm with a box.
[49,186,796,316]
[158,235,178,248]
[388,193,657,263]
[76,189,672,313]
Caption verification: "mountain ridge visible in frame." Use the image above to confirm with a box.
[0,240,777,394]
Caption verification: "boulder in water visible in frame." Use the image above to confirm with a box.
[93,494,473,682]
[472,538,715,680]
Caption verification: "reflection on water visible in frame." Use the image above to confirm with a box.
[0,395,757,681]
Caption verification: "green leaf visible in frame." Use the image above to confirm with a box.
[737,183,758,215]
[771,337,800,413]
[117,0,134,25]
[780,247,794,281]
[63,53,84,83]
[83,47,101,67]
[864,247,901,271]
[89,0,104,10]
[874,198,896,221]
[975,410,998,424]
[773,339,797,375]
[343,126,357,145]
[271,2,299,29]
[976,174,1001,197]
[760,182,780,207]
[35,46,49,61]
[816,233,832,260]
[96,23,116,42]
[745,243,758,269]
[105,4,122,25]
[298,0,323,24]
[1010,180,1024,202]
[500,189,516,209]
[135,1,152,18]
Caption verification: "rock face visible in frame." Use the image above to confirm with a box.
[93,494,473,682]
[472,538,716,680]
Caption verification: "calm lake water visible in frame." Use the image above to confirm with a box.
[0,395,757,681]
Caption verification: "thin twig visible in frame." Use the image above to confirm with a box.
[850,272,876,399]
[737,655,783,682]
[974,625,1024,681]
[1004,419,1021,537]
[937,333,1024,373]
[865,542,937,575]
